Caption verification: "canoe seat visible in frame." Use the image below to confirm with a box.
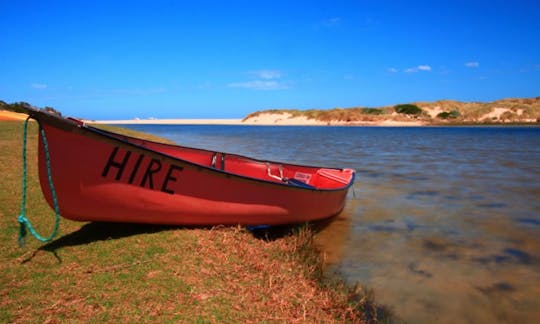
[309,168,354,189]
[211,152,217,168]
[211,152,226,170]
[316,169,351,185]
[266,163,315,189]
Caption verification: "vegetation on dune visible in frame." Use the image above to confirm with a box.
[243,97,540,124]
[393,104,423,115]
[436,110,461,119]
[363,108,385,115]
[243,107,391,123]
[3,97,539,126]
[0,120,390,323]
[314,108,388,122]
[2,101,62,116]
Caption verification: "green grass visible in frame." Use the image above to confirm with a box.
[0,120,384,323]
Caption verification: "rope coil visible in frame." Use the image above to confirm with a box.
[18,117,61,247]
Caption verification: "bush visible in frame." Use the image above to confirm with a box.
[362,108,384,115]
[437,110,460,119]
[6,102,33,113]
[394,104,422,115]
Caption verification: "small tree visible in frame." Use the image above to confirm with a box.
[437,109,461,119]
[8,102,33,113]
[394,104,422,115]
[362,108,384,115]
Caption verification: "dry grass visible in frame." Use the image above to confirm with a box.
[0,120,382,323]
[1,226,366,322]
[244,107,392,123]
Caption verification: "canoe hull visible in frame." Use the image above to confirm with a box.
[38,124,353,226]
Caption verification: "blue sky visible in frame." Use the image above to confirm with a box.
[1,0,539,119]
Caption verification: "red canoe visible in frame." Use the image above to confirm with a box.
[24,108,355,226]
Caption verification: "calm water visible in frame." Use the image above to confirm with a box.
[122,124,540,323]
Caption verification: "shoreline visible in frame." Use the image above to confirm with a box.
[3,109,538,127]
[88,116,426,127]
[89,118,244,125]
[89,118,539,127]
[0,120,382,322]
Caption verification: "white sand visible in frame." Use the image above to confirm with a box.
[241,113,326,126]
[89,118,243,125]
[480,107,510,120]
[373,119,424,126]
[90,112,426,126]
[241,113,424,126]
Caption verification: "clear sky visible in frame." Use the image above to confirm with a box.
[1,0,539,119]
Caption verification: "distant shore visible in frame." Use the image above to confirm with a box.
[3,110,420,126]
[89,118,244,125]
[85,98,540,126]
[3,95,539,126]
[88,113,425,126]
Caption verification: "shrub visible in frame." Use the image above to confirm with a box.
[362,108,384,115]
[394,104,422,115]
[6,102,33,113]
[500,111,516,121]
[436,110,461,119]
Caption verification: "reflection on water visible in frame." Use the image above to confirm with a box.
[337,174,540,323]
[123,124,540,323]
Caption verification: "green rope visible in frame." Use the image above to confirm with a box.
[18,117,61,247]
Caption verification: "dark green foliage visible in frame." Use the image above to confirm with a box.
[436,112,451,119]
[436,110,461,119]
[5,102,34,113]
[362,108,384,115]
[394,104,422,115]
[244,106,387,122]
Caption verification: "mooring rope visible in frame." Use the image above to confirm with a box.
[17,117,61,247]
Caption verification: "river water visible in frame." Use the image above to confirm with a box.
[120,124,540,323]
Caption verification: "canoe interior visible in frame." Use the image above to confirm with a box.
[92,126,354,191]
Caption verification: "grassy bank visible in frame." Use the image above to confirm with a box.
[0,120,382,323]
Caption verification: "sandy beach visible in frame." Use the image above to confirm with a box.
[90,112,425,126]
[2,110,423,126]
[89,118,243,125]
[3,101,537,126]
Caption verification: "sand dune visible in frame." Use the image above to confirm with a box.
[4,98,538,126]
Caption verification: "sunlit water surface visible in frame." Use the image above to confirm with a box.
[121,124,540,323]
